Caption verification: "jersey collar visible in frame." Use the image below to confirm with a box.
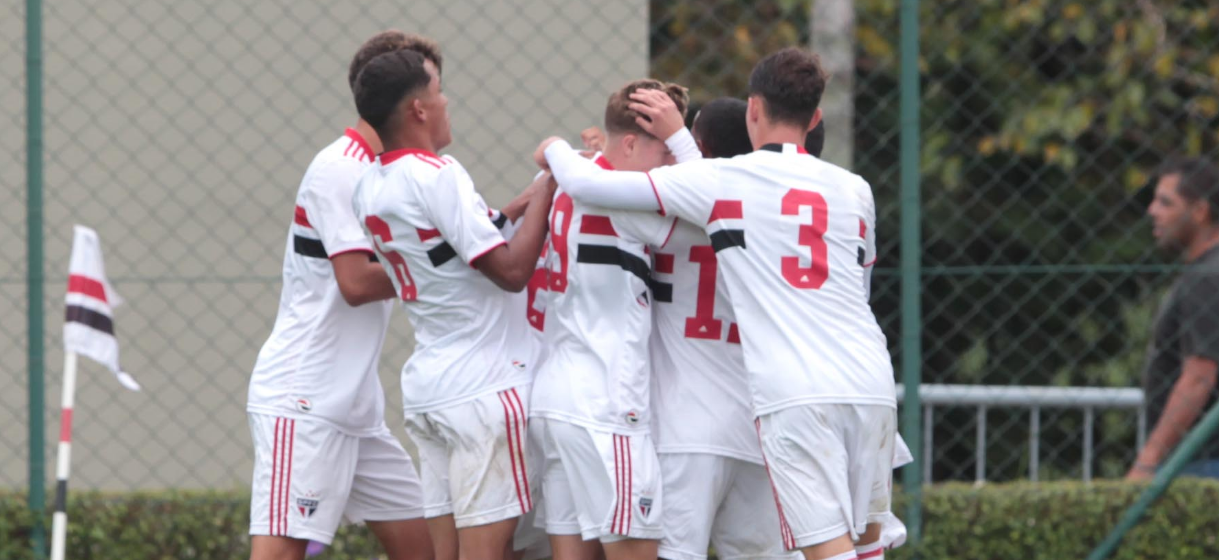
[380,148,440,166]
[758,143,809,155]
[344,128,375,159]
[593,153,615,170]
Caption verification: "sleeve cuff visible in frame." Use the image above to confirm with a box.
[664,128,702,163]
[325,240,375,259]
[468,240,508,268]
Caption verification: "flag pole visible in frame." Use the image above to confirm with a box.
[50,350,77,560]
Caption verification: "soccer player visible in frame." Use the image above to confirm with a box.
[350,49,555,560]
[538,48,898,560]
[648,96,802,560]
[245,31,437,560]
[528,79,699,560]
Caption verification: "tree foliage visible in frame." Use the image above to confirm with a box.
[651,0,1219,481]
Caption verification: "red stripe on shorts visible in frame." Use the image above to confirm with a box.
[756,418,796,550]
[270,418,279,535]
[283,419,294,536]
[498,391,527,513]
[508,389,532,510]
[612,435,623,534]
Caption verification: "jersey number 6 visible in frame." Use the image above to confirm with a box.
[364,215,418,301]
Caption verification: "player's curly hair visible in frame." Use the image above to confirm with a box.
[354,49,432,139]
[604,79,690,138]
[348,31,443,94]
[748,47,828,128]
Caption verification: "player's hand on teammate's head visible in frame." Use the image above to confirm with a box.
[629,89,685,141]
[534,136,564,170]
[580,126,607,152]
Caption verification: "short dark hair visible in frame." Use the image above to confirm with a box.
[692,97,752,159]
[1158,157,1219,224]
[354,49,432,139]
[347,31,443,93]
[804,121,825,158]
[605,79,690,137]
[748,47,828,128]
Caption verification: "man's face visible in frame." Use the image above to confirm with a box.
[1148,174,1202,254]
[419,59,451,150]
[615,133,673,172]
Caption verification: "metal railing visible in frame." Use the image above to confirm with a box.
[899,384,1146,484]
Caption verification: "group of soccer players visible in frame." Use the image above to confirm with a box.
[247,29,903,560]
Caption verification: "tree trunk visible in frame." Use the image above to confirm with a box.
[811,0,855,168]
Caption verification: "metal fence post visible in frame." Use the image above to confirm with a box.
[899,0,923,548]
[26,0,47,555]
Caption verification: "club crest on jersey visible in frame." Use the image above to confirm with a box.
[512,360,527,371]
[624,411,640,424]
[295,398,312,413]
[296,493,320,518]
[639,497,653,517]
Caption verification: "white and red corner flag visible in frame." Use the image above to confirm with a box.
[63,225,139,391]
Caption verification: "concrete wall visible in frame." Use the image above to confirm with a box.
[2,0,648,490]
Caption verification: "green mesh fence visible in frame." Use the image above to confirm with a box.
[7,0,1219,541]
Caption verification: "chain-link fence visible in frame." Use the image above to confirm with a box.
[6,0,1219,529]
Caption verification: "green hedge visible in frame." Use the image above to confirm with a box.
[4,480,1219,559]
[890,480,1219,560]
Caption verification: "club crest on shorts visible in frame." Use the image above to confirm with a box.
[638,496,653,517]
[295,398,312,413]
[624,410,640,424]
[296,492,320,518]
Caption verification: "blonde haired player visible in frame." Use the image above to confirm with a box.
[527,79,699,560]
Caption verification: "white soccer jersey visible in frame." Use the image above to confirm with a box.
[247,129,392,436]
[649,221,760,463]
[647,143,895,415]
[531,155,678,434]
[351,148,532,413]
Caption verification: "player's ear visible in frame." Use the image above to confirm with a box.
[807,107,822,134]
[746,96,761,125]
[408,97,426,123]
[622,133,637,157]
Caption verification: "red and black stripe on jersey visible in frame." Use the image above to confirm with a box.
[707,200,745,252]
[416,211,511,267]
[573,214,664,296]
[649,253,675,303]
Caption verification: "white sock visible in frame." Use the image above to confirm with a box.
[823,550,858,560]
[856,541,884,560]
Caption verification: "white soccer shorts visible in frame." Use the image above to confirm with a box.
[530,417,662,542]
[248,414,424,544]
[404,385,535,528]
[657,453,800,560]
[755,404,897,551]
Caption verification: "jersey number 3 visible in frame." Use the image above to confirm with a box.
[364,215,418,301]
[780,189,829,290]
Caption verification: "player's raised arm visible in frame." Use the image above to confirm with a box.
[472,171,557,292]
[535,89,702,212]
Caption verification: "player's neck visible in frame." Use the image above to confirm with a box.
[382,131,437,155]
[353,119,384,155]
[1185,226,1219,262]
[751,122,808,151]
